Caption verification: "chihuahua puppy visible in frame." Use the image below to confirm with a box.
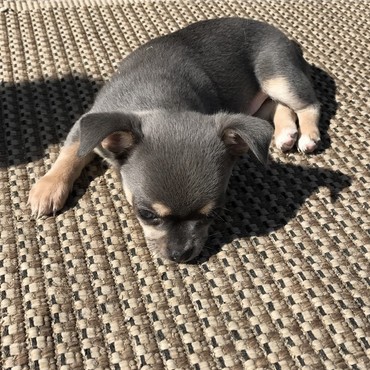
[29,18,320,262]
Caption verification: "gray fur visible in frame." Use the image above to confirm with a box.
[65,17,315,262]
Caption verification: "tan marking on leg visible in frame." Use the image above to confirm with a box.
[28,142,95,217]
[262,77,320,153]
[297,104,321,153]
[273,104,298,151]
[199,201,215,216]
[262,77,306,110]
[152,202,172,217]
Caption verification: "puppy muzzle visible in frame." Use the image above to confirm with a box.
[143,232,207,262]
[141,220,210,262]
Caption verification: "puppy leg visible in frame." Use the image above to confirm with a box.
[255,99,298,151]
[273,104,298,151]
[28,142,94,217]
[295,105,321,153]
[260,75,320,153]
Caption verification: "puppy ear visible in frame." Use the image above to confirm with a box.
[77,112,143,157]
[216,113,273,165]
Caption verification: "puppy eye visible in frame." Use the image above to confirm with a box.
[138,209,158,221]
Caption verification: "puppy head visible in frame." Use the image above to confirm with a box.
[78,110,272,262]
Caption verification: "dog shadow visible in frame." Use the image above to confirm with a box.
[198,158,352,263]
[0,75,103,168]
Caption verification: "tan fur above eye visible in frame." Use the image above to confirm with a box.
[151,202,172,217]
[199,201,215,215]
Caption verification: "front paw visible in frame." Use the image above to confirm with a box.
[28,174,72,217]
[298,130,321,153]
[275,127,298,151]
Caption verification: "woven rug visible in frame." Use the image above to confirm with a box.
[0,0,369,369]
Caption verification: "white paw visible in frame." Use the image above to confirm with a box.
[28,175,72,217]
[275,127,298,151]
[298,134,320,153]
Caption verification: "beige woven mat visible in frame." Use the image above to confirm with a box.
[0,0,369,369]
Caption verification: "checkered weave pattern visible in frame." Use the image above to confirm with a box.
[0,0,369,369]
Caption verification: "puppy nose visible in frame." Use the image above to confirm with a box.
[170,248,194,263]
[171,251,182,262]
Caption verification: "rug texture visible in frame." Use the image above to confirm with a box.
[0,0,369,369]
